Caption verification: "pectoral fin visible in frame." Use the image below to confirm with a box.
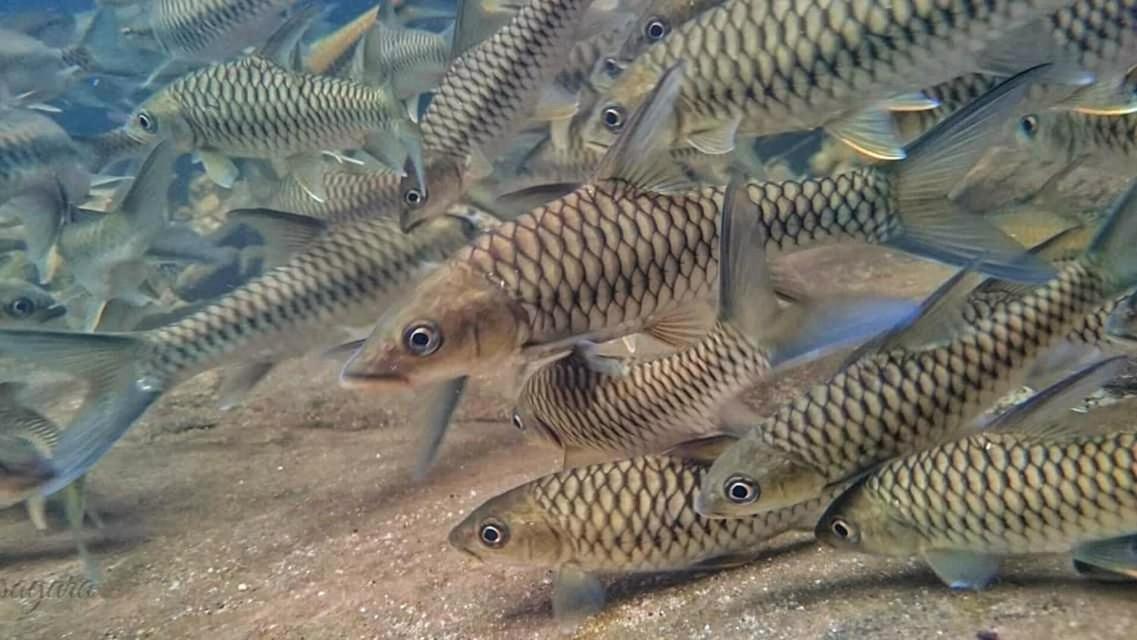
[644,303,716,349]
[922,549,1001,589]
[1072,536,1137,580]
[826,108,906,160]
[686,115,741,155]
[552,566,606,631]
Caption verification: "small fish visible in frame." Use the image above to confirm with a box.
[816,357,1137,589]
[57,141,178,331]
[397,0,601,230]
[1016,109,1137,176]
[343,65,1054,474]
[0,108,99,283]
[145,0,298,64]
[125,55,420,197]
[0,280,67,327]
[696,177,1137,519]
[2,207,488,499]
[351,18,451,103]
[449,438,831,626]
[587,0,1081,160]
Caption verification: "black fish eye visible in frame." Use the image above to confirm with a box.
[602,106,625,132]
[479,522,508,548]
[1019,114,1039,138]
[829,517,857,542]
[137,111,157,133]
[8,297,34,317]
[644,17,670,41]
[511,412,524,431]
[403,187,425,207]
[603,57,622,78]
[403,321,441,356]
[724,475,758,504]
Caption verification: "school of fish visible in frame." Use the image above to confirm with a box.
[0,0,1136,629]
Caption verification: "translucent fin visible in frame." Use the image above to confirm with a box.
[2,186,67,285]
[62,480,100,583]
[118,140,176,232]
[225,208,328,268]
[594,63,693,193]
[256,4,321,69]
[923,549,1001,590]
[1072,536,1137,580]
[1086,180,1137,295]
[197,151,239,189]
[0,331,162,497]
[552,566,606,632]
[448,0,510,62]
[826,108,906,160]
[885,65,1058,283]
[286,154,330,202]
[664,434,740,464]
[984,356,1128,437]
[975,20,1094,87]
[25,495,48,531]
[531,83,579,123]
[1058,75,1137,116]
[218,361,275,410]
[644,303,716,349]
[414,376,468,478]
[686,115,741,155]
[884,92,941,112]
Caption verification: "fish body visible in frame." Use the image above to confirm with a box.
[1018,110,1137,172]
[817,429,1137,587]
[357,21,450,101]
[697,180,1137,519]
[589,0,1072,159]
[149,0,297,62]
[240,166,404,224]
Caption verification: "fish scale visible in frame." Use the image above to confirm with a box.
[517,322,770,456]
[494,455,825,571]
[143,57,406,156]
[264,170,403,223]
[766,263,1109,478]
[152,0,295,61]
[0,111,85,193]
[855,431,1137,553]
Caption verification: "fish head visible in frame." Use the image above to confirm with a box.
[586,62,669,153]
[399,155,468,231]
[127,92,190,148]
[1105,290,1137,350]
[448,484,563,567]
[616,0,713,64]
[341,262,528,391]
[1013,111,1079,165]
[510,394,563,449]
[0,280,65,326]
[695,433,829,518]
[0,433,53,503]
[814,478,922,557]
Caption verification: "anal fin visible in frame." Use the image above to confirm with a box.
[923,549,1001,589]
[1072,535,1137,580]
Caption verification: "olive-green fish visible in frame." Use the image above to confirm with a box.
[352,19,451,102]
[125,55,420,199]
[0,205,488,501]
[146,0,298,63]
[449,438,831,625]
[0,280,67,327]
[342,64,1055,472]
[234,162,403,225]
[1016,109,1137,175]
[587,0,1081,161]
[397,0,601,229]
[696,178,1137,519]
[816,357,1137,588]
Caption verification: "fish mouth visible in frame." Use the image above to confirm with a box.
[41,304,66,321]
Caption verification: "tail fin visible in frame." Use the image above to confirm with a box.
[1087,180,1137,295]
[884,64,1058,284]
[719,175,917,370]
[0,330,161,497]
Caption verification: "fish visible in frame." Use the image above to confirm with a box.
[449,437,832,626]
[586,0,1083,161]
[0,108,100,283]
[230,161,403,226]
[342,64,1056,473]
[815,356,1137,589]
[0,205,488,499]
[0,27,97,100]
[302,4,380,76]
[350,18,451,103]
[143,0,298,65]
[125,54,420,198]
[1016,109,1137,176]
[0,280,67,327]
[56,141,177,331]
[609,0,725,69]
[696,177,1137,519]
[396,0,602,230]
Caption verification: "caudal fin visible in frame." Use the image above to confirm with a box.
[885,65,1058,284]
[0,330,162,496]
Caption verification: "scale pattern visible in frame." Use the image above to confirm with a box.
[0,111,82,197]
[152,0,292,59]
[267,170,403,223]
[863,431,1137,553]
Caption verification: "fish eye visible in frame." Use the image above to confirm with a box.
[511,411,525,431]
[8,297,35,317]
[602,106,626,132]
[644,17,670,41]
[478,521,509,548]
[136,111,157,133]
[602,57,622,78]
[829,517,859,543]
[724,475,758,504]
[1018,114,1039,138]
[403,321,441,356]
[403,187,425,208]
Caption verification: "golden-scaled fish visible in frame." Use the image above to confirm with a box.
[397,0,601,229]
[343,64,1055,473]
[816,357,1137,588]
[696,176,1137,519]
[125,55,420,198]
[0,205,488,501]
[450,437,831,626]
[513,173,917,466]
[587,0,1081,161]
